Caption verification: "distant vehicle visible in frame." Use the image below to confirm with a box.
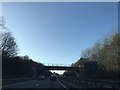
[50,75,57,80]
[38,75,45,80]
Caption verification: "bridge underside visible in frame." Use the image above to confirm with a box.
[43,66,79,71]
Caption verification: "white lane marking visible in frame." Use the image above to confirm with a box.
[57,80,69,90]
[35,84,39,86]
[33,81,37,85]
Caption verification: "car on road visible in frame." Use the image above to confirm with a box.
[50,75,57,81]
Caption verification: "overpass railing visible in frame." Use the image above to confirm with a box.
[43,63,71,67]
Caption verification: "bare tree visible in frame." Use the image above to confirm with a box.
[0,17,18,57]
[0,32,18,57]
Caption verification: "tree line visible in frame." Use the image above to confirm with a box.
[64,32,120,80]
[0,17,52,79]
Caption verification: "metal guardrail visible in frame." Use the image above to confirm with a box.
[59,76,119,88]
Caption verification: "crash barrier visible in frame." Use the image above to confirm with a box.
[2,78,35,86]
[58,76,119,88]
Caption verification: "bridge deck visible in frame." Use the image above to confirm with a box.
[44,66,79,70]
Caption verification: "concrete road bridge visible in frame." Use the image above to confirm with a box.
[32,63,80,78]
[43,63,79,70]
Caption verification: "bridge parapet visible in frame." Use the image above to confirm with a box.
[43,63,71,67]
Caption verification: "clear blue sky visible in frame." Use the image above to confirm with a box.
[2,2,118,65]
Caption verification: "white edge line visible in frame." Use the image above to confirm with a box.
[57,80,69,90]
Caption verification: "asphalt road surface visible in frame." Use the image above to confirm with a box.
[2,77,69,89]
